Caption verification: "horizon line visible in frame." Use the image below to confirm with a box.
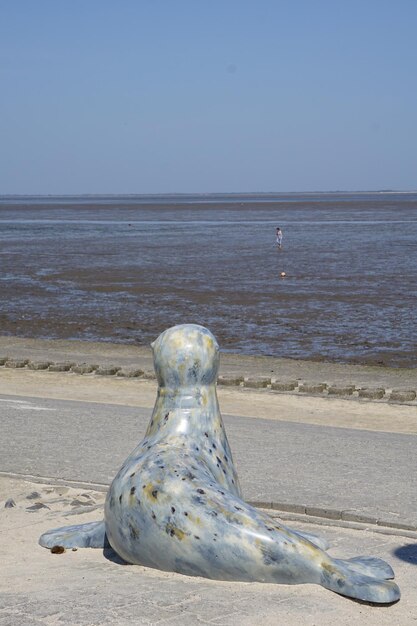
[1,189,417,198]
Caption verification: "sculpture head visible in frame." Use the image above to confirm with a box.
[151,324,219,388]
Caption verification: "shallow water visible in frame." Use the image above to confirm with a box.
[1,192,416,367]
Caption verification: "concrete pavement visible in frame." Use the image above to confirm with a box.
[1,393,417,531]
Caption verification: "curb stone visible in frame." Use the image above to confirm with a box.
[95,366,121,376]
[71,364,97,374]
[218,375,244,386]
[5,359,29,368]
[389,389,416,402]
[116,368,145,378]
[341,510,379,524]
[141,370,156,380]
[377,519,417,532]
[243,376,271,389]
[48,362,76,372]
[271,380,298,391]
[253,502,417,533]
[305,506,341,520]
[299,383,328,394]
[358,387,385,400]
[28,361,52,370]
[328,385,356,396]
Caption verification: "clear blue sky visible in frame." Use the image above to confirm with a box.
[1,0,416,194]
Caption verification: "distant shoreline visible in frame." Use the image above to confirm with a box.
[1,190,417,200]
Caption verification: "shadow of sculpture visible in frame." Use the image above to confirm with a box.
[103,546,130,565]
[393,543,417,565]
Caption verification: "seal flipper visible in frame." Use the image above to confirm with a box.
[321,558,400,603]
[337,556,394,580]
[39,520,107,549]
[293,530,329,551]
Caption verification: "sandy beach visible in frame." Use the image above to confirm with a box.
[2,475,417,626]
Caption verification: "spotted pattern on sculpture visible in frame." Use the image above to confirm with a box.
[39,324,400,604]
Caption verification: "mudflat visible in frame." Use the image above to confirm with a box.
[1,192,416,367]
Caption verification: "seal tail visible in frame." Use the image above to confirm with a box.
[321,557,400,604]
[39,520,107,549]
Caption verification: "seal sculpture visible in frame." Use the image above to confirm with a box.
[40,324,400,604]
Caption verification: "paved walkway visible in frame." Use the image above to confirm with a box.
[1,390,416,530]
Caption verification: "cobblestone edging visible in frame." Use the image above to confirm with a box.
[218,374,417,406]
[1,357,416,405]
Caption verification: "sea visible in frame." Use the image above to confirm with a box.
[0,192,416,368]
